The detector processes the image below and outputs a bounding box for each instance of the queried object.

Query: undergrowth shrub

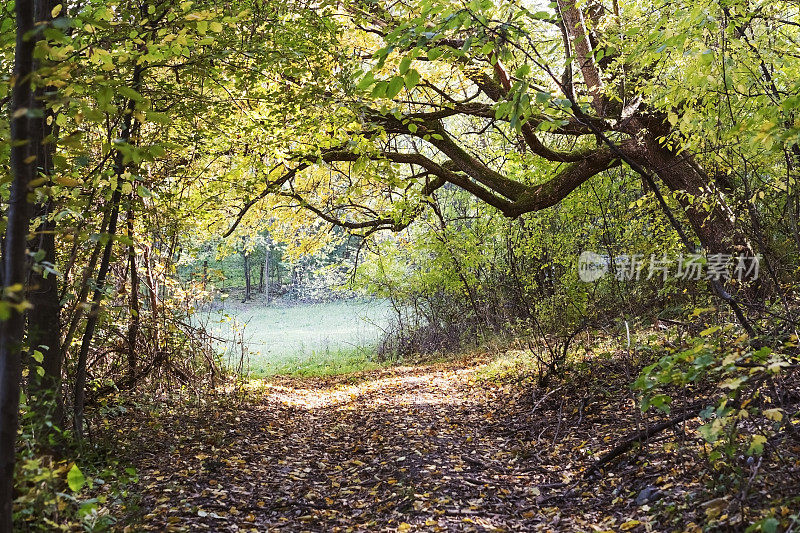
[14,388,140,531]
[634,315,800,526]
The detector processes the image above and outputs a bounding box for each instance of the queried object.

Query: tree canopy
[1,0,799,529]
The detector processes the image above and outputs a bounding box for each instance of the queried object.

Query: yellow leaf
[703,498,728,519]
[51,3,62,17]
[700,325,720,336]
[748,434,767,455]
[763,408,783,422]
[54,176,81,187]
[767,360,790,373]
[621,520,640,531]
[398,523,412,532]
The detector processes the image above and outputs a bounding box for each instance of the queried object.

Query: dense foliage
[1,0,799,529]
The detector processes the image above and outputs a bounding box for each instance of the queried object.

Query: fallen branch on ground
[584,403,704,478]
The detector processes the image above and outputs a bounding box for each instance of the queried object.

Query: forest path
[125,359,677,531]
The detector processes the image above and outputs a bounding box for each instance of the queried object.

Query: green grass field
[203,299,393,377]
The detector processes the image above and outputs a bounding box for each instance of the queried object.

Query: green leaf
[357,72,375,90]
[529,10,551,20]
[650,394,672,413]
[146,111,171,125]
[67,464,85,492]
[404,69,420,89]
[758,518,780,533]
[386,76,404,99]
[118,86,143,102]
[536,91,551,104]
[399,55,412,75]
[97,86,114,108]
[371,81,387,98]
[515,64,531,78]
[427,47,444,60]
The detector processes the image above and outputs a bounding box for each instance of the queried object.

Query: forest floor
[114,354,798,532]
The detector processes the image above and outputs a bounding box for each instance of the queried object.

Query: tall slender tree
[73,64,141,437]
[0,0,36,527]
[27,0,62,422]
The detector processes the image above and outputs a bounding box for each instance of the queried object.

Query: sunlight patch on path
[254,365,486,410]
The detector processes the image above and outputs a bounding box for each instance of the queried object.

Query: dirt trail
[124,360,701,531]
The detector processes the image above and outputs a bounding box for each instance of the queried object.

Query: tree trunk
[143,244,159,347]
[59,211,108,359]
[27,0,62,422]
[74,65,141,437]
[556,0,604,114]
[628,128,747,256]
[0,0,35,526]
[553,1,746,260]
[126,200,139,383]
[27,197,62,419]
[258,255,264,293]
[264,245,271,305]
[73,187,122,438]
[242,252,251,302]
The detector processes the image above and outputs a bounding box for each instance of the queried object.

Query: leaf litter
[112,356,800,531]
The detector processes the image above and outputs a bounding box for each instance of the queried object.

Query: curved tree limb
[224,134,624,237]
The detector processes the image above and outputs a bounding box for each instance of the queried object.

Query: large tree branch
[421,122,530,201]
[456,73,604,161]
[369,108,605,197]
[222,148,507,236]
[224,130,624,237]
[405,101,600,137]
[520,124,595,162]
[277,191,407,231]
[556,0,604,114]
[365,111,529,200]
[506,144,623,216]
